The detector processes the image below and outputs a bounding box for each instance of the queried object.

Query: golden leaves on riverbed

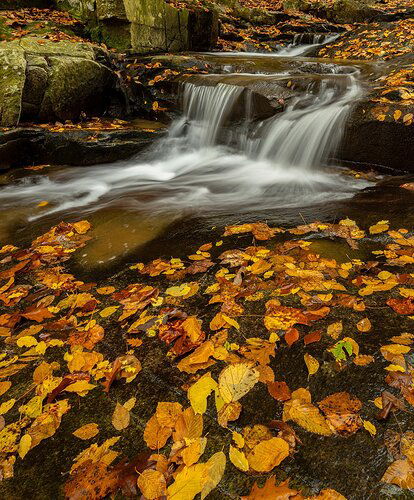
[3,214,414,496]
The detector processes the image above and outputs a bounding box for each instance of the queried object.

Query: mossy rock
[0,38,122,125]
[55,0,96,21]
[41,56,115,121]
[0,46,26,126]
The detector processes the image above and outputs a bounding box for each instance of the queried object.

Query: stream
[0,38,413,273]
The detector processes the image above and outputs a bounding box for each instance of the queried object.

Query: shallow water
[0,44,389,272]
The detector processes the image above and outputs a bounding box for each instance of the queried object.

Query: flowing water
[0,41,376,268]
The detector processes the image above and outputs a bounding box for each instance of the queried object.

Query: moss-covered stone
[0,46,26,126]
[99,20,132,51]
[41,56,114,121]
[0,38,122,125]
[96,0,127,20]
[55,0,96,21]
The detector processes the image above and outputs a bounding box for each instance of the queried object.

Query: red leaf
[285,328,299,347]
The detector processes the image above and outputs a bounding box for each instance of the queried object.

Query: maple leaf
[242,477,301,499]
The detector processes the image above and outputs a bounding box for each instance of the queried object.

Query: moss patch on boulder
[0,46,26,126]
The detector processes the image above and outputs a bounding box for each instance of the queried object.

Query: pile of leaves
[319,20,414,60]
[2,215,414,497]
[0,8,84,43]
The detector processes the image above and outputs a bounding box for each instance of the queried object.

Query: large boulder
[339,101,414,172]
[57,0,219,53]
[0,38,124,126]
[0,47,26,126]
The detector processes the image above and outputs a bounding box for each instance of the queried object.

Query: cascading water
[0,62,369,226]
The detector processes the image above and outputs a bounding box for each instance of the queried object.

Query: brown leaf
[268,381,291,402]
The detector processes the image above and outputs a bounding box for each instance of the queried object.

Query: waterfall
[171,82,243,147]
[176,71,361,170]
[277,33,339,56]
[0,64,368,221]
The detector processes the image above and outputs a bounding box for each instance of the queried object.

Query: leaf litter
[1,217,414,497]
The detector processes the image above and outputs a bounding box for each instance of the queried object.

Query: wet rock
[0,125,166,169]
[340,102,414,173]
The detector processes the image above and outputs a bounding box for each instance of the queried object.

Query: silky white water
[0,61,368,225]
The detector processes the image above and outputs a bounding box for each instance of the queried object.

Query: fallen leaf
[137,469,166,499]
[218,363,259,403]
[247,437,290,472]
[73,423,99,440]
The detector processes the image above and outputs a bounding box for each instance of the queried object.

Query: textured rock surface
[0,46,27,126]
[0,38,122,126]
[57,0,219,53]
[0,126,166,169]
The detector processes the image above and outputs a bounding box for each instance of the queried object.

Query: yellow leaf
[16,336,38,348]
[357,318,371,332]
[283,399,332,436]
[247,437,290,472]
[188,373,217,414]
[373,397,383,409]
[73,423,99,440]
[96,286,116,295]
[229,445,249,471]
[0,398,15,415]
[327,321,343,340]
[382,459,414,488]
[218,362,259,403]
[124,397,136,411]
[381,344,411,354]
[112,402,130,431]
[201,451,226,500]
[181,437,207,467]
[65,381,96,395]
[0,381,11,396]
[369,220,389,234]
[385,364,406,372]
[403,113,413,125]
[399,288,414,298]
[167,463,207,500]
[363,420,377,436]
[37,201,49,207]
[221,314,240,330]
[304,353,319,376]
[73,220,91,234]
[166,283,191,297]
[137,469,167,499]
[156,401,183,428]
[394,109,402,121]
[18,434,32,459]
[232,431,245,448]
[19,396,43,418]
[99,306,119,318]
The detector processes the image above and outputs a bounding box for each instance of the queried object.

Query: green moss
[99,20,132,51]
